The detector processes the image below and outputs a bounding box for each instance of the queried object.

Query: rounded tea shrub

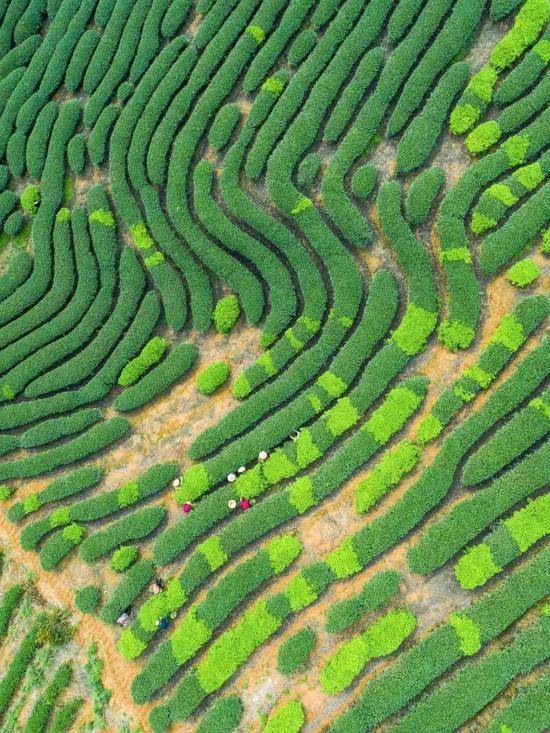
[197,362,231,395]
[75,586,101,614]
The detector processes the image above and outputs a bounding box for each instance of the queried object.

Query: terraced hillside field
[0,0,548,731]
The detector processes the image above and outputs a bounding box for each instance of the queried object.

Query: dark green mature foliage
[0,2,548,729]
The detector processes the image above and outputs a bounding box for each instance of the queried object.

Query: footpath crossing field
[0,0,548,731]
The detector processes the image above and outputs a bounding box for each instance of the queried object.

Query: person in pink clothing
[182,502,193,514]
[240,498,251,510]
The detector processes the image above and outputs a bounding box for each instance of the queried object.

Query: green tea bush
[277,627,316,675]
[213,294,240,334]
[118,336,169,386]
[208,104,240,149]
[325,570,401,632]
[110,545,138,572]
[115,342,198,411]
[100,559,155,624]
[196,695,243,733]
[75,586,101,614]
[196,361,231,395]
[462,391,549,486]
[264,700,305,733]
[23,662,72,733]
[0,584,23,637]
[506,258,541,287]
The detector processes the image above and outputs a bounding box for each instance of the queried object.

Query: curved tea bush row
[20,462,177,552]
[437,108,550,349]
[405,167,445,226]
[114,342,198,411]
[128,535,302,701]
[78,505,166,563]
[494,26,550,106]
[408,441,550,575]
[455,493,550,589]
[462,389,549,486]
[100,558,155,625]
[321,0,460,246]
[450,0,550,134]
[466,73,550,155]
[277,627,316,675]
[320,608,416,694]
[8,465,103,523]
[389,614,550,733]
[0,251,32,302]
[386,0,424,44]
[355,294,547,514]
[471,150,550,235]
[0,417,130,481]
[118,336,169,387]
[483,669,550,733]
[0,409,103,458]
[479,182,550,274]
[328,547,550,733]
[325,570,401,633]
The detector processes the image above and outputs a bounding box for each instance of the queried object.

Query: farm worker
[116,610,131,627]
[237,466,246,474]
[228,499,237,509]
[258,450,268,461]
[156,617,170,630]
[240,498,251,510]
[290,429,301,441]
[182,502,193,514]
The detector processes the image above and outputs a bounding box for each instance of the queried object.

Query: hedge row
[220,69,327,364]
[128,535,302,701]
[118,336,169,386]
[352,336,549,575]
[78,505,166,563]
[462,388,549,486]
[479,182,550,274]
[323,47,383,144]
[0,417,130,481]
[484,669,550,733]
[262,0,392,251]
[471,149,550,235]
[0,251,32,302]
[8,409,103,455]
[455,493,550,589]
[277,627,316,675]
[25,245,146,397]
[9,465,103,523]
[405,167,445,226]
[328,548,550,732]
[325,570,401,633]
[196,361,231,396]
[507,258,541,287]
[321,608,416,694]
[114,342,198,412]
[466,73,550,154]
[408,441,550,576]
[450,0,549,134]
[387,0,424,43]
[242,0,320,92]
[23,662,72,733]
[390,615,549,732]
[193,157,294,340]
[0,584,23,638]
